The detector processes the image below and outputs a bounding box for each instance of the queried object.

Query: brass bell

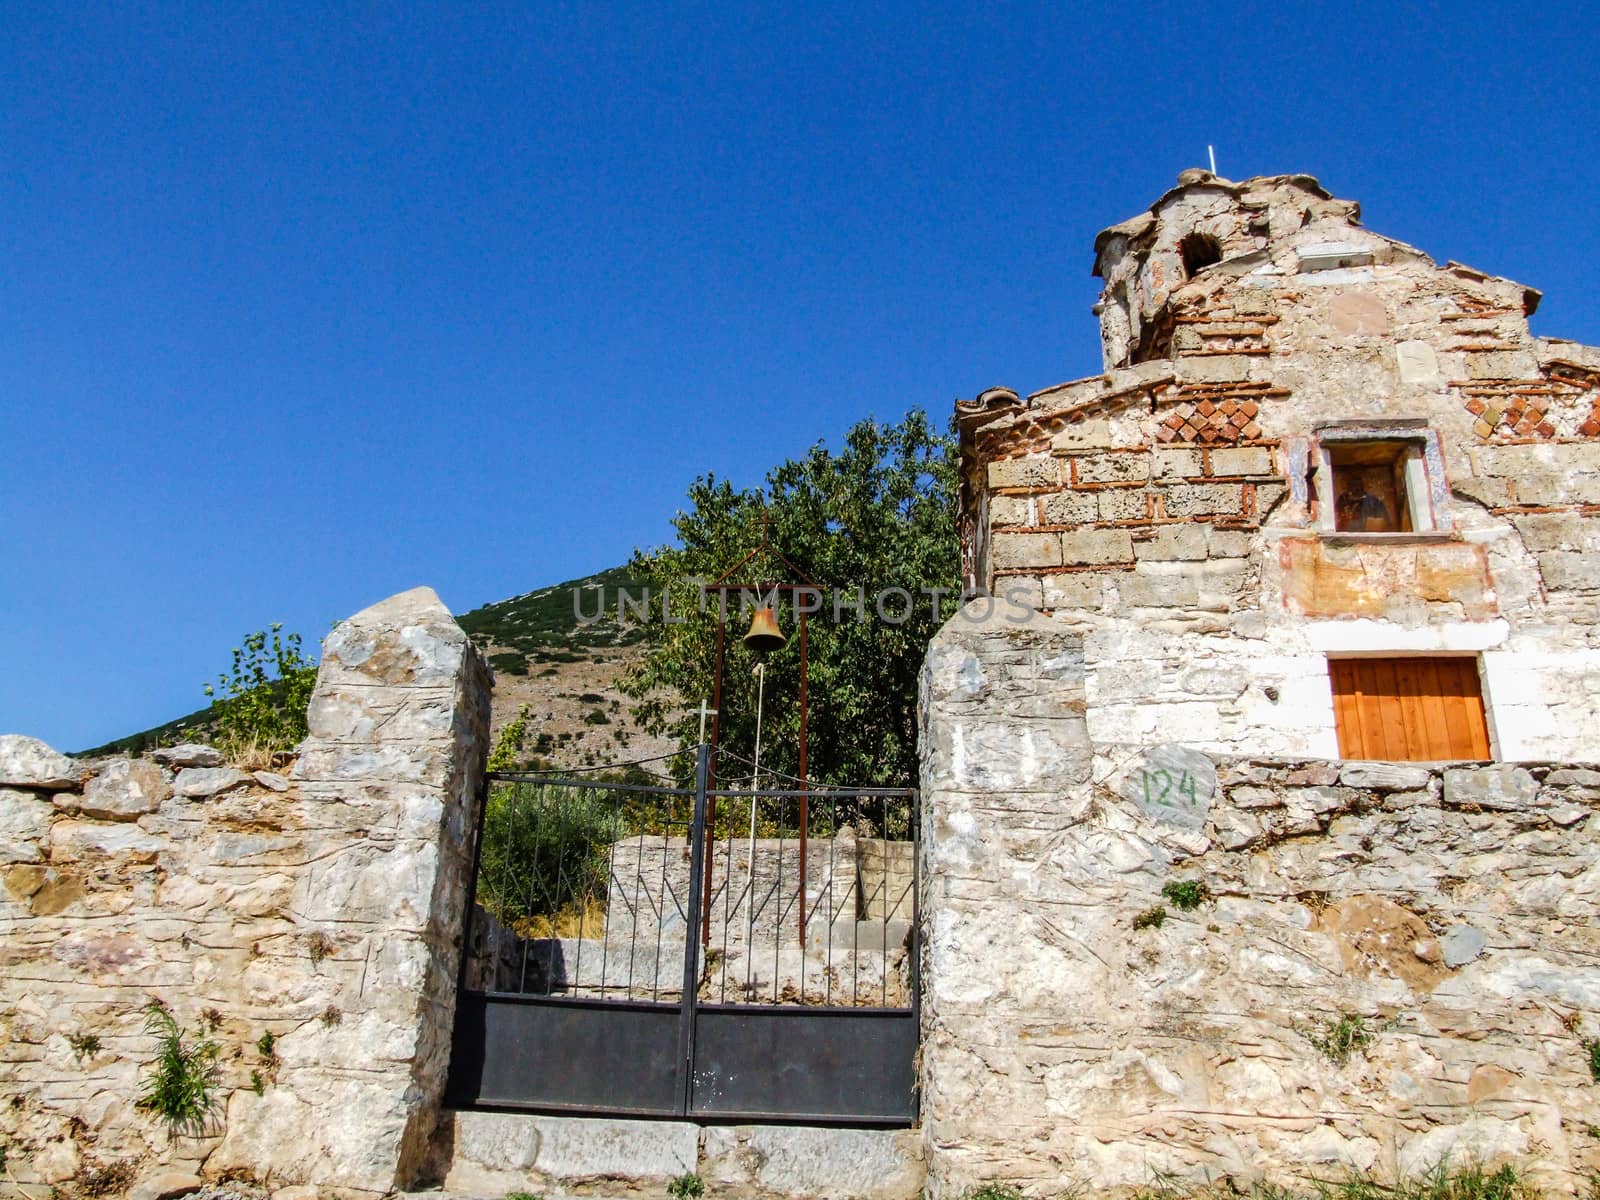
[742,603,787,656]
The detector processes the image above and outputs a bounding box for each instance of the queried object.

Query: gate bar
[675,742,712,1116]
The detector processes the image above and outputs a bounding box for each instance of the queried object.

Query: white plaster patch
[1304,619,1508,653]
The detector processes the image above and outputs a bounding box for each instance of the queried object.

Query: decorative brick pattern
[1157,392,1264,444]
[1456,361,1600,440]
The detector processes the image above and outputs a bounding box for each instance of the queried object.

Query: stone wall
[920,603,1600,1198]
[0,587,491,1197]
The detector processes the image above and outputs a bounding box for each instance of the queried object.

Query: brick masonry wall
[0,586,491,1197]
[920,604,1600,1198]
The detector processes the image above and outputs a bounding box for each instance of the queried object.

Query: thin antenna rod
[1208,145,1217,175]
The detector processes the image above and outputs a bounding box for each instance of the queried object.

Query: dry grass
[219,735,295,772]
[509,900,610,939]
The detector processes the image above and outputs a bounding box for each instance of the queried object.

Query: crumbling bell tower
[1095,170,1378,368]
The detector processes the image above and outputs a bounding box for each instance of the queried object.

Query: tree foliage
[202,624,318,758]
[620,409,959,788]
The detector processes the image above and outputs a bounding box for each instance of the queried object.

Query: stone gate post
[211,586,491,1192]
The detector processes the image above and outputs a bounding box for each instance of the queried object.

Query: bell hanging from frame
[742,604,787,657]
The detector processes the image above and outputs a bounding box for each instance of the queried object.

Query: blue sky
[4,1,1598,751]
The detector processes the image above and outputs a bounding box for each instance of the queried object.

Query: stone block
[1114,744,1218,831]
[995,576,1043,609]
[1153,448,1204,481]
[129,1173,203,1200]
[78,758,170,820]
[1196,560,1250,608]
[1076,452,1150,485]
[987,458,1059,490]
[0,789,52,863]
[538,1113,698,1179]
[1452,475,1513,508]
[0,736,79,790]
[1232,288,1277,316]
[1340,762,1433,789]
[1539,551,1600,592]
[1254,482,1288,513]
[1230,786,1285,810]
[1039,491,1097,525]
[1209,446,1275,477]
[1206,528,1254,557]
[1177,353,1253,383]
[1098,489,1153,521]
[742,1125,923,1199]
[49,820,167,863]
[1165,484,1245,517]
[924,712,1092,792]
[991,532,1062,570]
[1467,445,1515,477]
[151,744,224,768]
[1511,513,1591,552]
[1134,526,1208,561]
[1443,764,1539,810]
[1547,768,1600,787]
[1042,573,1102,610]
[1118,565,1199,608]
[173,766,249,798]
[988,495,1034,527]
[1060,528,1134,565]
[1517,474,1600,506]
[1049,418,1112,454]
[1296,785,1356,812]
[445,1111,697,1188]
[1396,340,1440,384]
[1464,349,1538,379]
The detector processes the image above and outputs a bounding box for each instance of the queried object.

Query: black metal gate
[444,744,920,1125]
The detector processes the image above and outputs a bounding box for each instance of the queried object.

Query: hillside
[455,567,675,768]
[81,568,675,768]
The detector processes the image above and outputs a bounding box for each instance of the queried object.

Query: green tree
[203,624,319,759]
[620,409,959,788]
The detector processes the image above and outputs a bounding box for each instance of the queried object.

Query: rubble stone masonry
[921,603,1600,1197]
[0,587,491,1196]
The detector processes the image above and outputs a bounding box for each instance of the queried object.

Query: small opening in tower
[1179,233,1223,277]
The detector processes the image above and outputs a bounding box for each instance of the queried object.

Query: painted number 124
[1142,769,1197,808]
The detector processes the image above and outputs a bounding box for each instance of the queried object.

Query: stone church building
[918,172,1600,1194]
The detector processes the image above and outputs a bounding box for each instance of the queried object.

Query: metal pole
[676,742,711,1117]
[749,661,765,874]
[797,607,808,947]
[702,615,725,946]
[453,776,492,998]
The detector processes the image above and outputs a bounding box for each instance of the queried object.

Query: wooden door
[1329,657,1491,762]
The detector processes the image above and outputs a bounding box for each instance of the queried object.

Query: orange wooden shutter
[1329,657,1491,762]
